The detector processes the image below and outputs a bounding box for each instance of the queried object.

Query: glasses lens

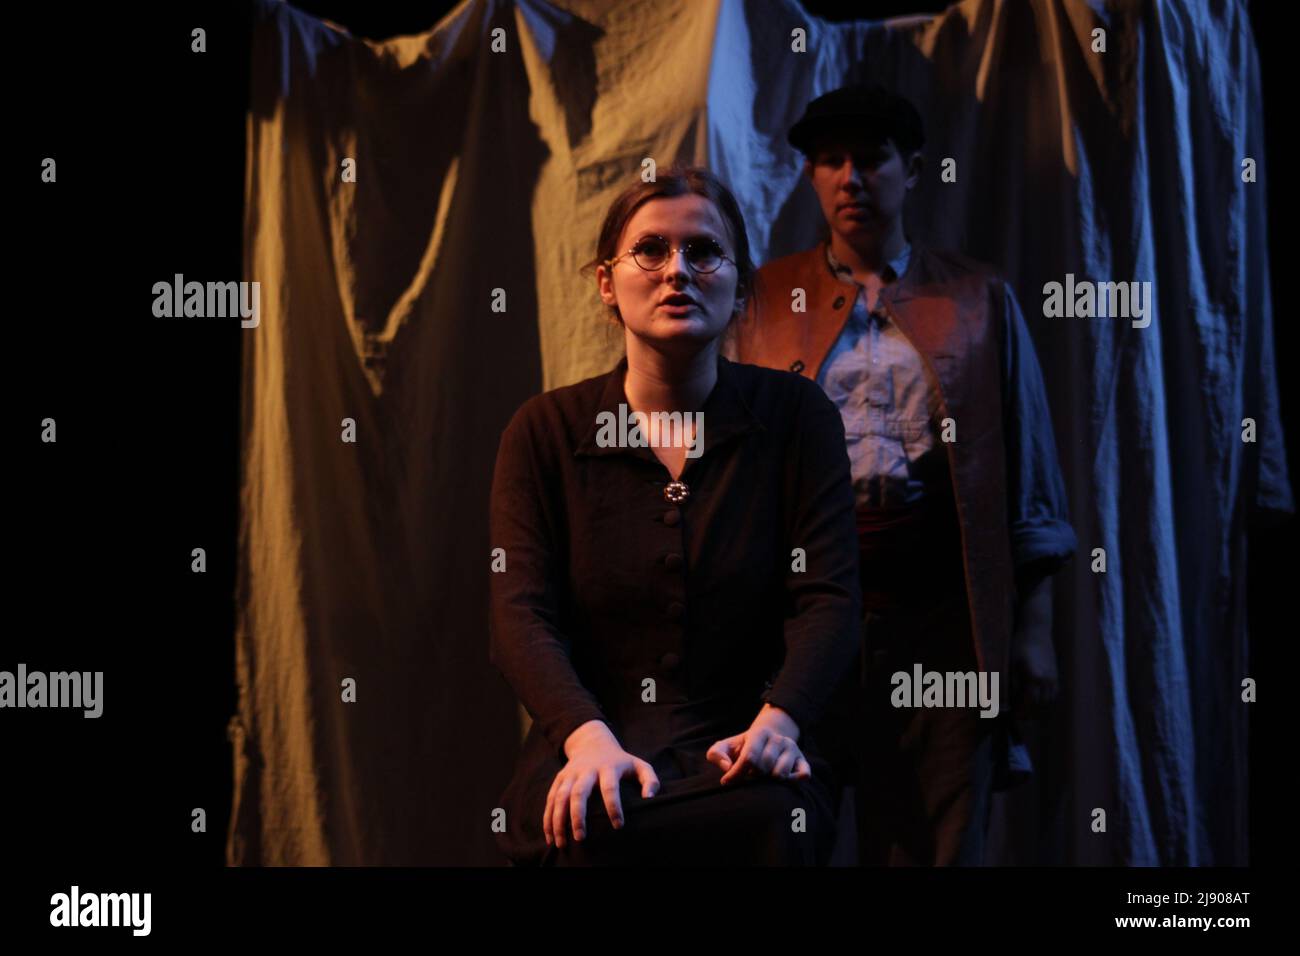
[685,239,724,273]
[632,237,670,270]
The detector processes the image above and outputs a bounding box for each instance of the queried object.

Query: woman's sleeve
[488,406,607,760]
[761,380,863,733]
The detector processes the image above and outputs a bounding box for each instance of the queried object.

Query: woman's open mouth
[659,294,699,316]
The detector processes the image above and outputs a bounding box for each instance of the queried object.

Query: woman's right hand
[545,720,660,849]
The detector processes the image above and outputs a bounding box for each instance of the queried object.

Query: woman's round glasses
[605,235,734,275]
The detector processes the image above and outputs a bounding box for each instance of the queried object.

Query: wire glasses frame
[603,235,736,275]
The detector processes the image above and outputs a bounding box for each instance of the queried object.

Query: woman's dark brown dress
[488,353,862,865]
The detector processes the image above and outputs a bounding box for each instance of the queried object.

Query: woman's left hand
[706,704,810,784]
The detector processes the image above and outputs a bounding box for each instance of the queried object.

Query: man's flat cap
[788,83,925,156]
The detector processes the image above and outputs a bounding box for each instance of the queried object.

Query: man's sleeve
[488,407,608,760]
[997,280,1078,580]
[761,379,863,733]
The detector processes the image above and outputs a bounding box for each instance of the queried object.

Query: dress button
[664,552,683,570]
[660,651,681,669]
[663,508,681,527]
[833,295,846,309]
[666,601,685,620]
[789,359,805,374]
[663,480,690,503]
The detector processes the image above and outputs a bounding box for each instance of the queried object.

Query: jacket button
[789,359,805,374]
[666,601,685,620]
[663,508,681,527]
[833,295,846,309]
[660,651,682,669]
[664,552,683,570]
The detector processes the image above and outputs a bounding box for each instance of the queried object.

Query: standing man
[728,84,1076,865]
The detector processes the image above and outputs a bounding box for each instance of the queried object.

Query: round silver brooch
[663,480,690,504]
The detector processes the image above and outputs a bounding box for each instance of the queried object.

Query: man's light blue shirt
[815,240,1077,576]
[816,241,942,509]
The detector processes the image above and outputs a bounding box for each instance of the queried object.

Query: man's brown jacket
[725,238,1061,677]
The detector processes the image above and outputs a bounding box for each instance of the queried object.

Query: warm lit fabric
[234,0,1291,866]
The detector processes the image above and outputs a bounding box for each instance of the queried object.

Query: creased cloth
[232,0,1291,865]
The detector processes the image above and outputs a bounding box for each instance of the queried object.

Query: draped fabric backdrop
[230,0,1292,865]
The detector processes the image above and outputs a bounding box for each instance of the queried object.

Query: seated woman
[489,165,862,866]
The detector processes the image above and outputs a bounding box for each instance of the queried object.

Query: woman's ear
[596,263,618,308]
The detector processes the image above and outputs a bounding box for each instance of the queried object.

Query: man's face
[595,194,741,353]
[805,134,920,238]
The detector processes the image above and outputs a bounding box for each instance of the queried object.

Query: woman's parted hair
[582,164,757,326]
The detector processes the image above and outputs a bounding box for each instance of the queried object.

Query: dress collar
[574,352,766,460]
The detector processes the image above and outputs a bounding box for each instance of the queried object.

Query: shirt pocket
[884,416,936,467]
[882,417,928,443]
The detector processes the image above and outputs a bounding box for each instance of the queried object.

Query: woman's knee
[555,778,832,864]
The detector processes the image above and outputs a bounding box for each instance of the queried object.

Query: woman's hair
[582,164,757,327]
